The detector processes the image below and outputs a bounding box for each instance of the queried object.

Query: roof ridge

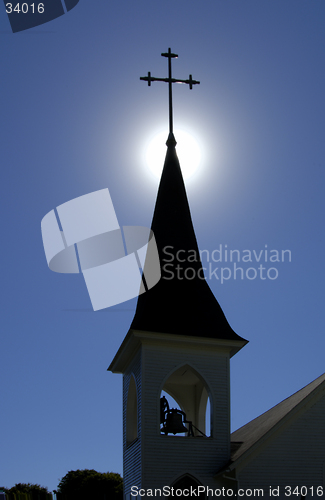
[233,371,325,435]
[228,372,325,467]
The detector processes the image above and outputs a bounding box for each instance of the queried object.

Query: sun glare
[145,129,202,179]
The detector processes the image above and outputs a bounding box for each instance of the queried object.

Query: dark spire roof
[130,133,246,342]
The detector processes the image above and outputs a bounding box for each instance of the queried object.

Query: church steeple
[131,135,245,342]
[109,51,248,497]
[131,50,246,343]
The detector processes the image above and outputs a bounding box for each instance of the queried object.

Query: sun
[145,129,202,180]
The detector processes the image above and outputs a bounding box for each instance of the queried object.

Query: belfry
[108,49,248,498]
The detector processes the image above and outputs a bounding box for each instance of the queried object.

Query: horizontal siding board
[123,349,142,495]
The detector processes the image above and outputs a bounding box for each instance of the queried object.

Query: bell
[164,409,189,435]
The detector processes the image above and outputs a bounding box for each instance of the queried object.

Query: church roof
[130,134,247,343]
[225,372,325,471]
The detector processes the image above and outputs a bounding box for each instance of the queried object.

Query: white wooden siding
[237,388,325,499]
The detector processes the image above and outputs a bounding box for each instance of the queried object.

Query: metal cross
[140,48,200,142]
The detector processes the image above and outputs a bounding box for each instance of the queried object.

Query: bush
[56,469,123,500]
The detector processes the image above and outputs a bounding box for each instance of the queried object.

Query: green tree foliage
[3,483,52,500]
[56,469,123,500]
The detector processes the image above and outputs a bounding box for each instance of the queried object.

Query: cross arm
[140,72,200,89]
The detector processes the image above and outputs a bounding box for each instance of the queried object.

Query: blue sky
[1,0,325,493]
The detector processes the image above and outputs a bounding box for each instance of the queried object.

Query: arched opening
[171,474,205,499]
[160,365,211,437]
[126,374,138,445]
